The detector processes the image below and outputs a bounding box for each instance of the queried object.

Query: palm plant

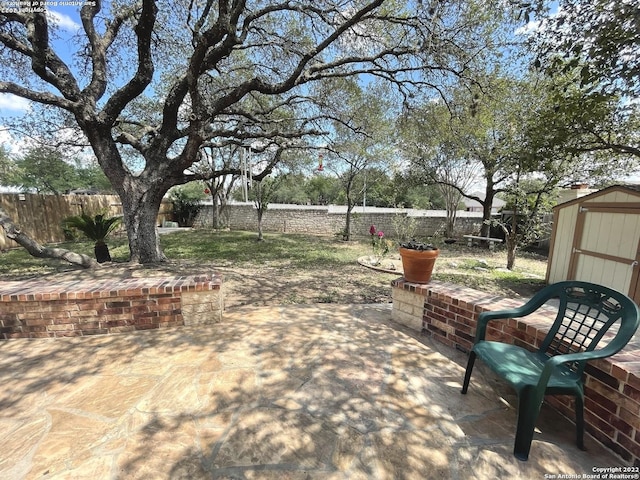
[62,213,121,263]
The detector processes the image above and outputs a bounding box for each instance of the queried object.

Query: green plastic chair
[461,281,640,461]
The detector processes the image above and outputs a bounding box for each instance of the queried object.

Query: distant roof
[553,184,640,210]
[462,195,506,209]
[621,183,640,192]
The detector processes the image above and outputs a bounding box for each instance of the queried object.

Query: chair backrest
[536,281,640,375]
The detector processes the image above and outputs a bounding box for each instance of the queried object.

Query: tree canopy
[527,0,640,97]
[4,146,112,194]
[0,0,512,263]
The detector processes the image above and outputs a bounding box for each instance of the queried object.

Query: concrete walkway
[0,304,626,479]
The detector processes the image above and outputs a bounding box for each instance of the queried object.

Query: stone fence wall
[195,203,487,239]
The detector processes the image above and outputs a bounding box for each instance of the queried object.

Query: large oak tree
[1,0,508,263]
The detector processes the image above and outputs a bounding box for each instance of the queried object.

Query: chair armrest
[536,346,622,391]
[474,310,515,342]
[474,288,556,343]
[545,341,627,369]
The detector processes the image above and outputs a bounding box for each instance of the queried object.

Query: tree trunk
[480,188,495,238]
[211,193,220,229]
[446,209,457,238]
[344,204,353,241]
[0,207,99,268]
[438,184,460,238]
[120,187,167,263]
[256,208,264,241]
[343,184,354,241]
[82,123,169,264]
[506,231,517,270]
[94,241,112,263]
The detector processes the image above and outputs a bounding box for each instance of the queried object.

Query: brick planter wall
[0,274,223,339]
[392,278,640,465]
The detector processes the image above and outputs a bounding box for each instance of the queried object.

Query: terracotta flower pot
[399,247,439,283]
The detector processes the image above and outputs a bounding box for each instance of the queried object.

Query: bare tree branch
[0,207,99,268]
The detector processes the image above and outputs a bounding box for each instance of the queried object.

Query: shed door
[568,204,640,303]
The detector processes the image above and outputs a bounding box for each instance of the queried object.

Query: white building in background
[555,184,597,206]
[462,192,506,213]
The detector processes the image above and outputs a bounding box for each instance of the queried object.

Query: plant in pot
[62,213,121,263]
[399,239,439,283]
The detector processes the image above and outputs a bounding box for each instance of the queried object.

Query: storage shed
[546,185,640,303]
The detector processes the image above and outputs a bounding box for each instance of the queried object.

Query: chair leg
[461,351,476,394]
[575,393,585,451]
[513,386,544,461]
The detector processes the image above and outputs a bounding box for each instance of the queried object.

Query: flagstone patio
[0,304,628,479]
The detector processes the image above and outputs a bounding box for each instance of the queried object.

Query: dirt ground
[31,248,546,309]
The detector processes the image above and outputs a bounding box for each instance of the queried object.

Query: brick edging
[0,274,224,338]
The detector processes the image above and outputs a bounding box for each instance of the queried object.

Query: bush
[169,183,206,227]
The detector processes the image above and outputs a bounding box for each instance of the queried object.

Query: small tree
[63,213,121,263]
[251,175,286,241]
[490,175,556,270]
[190,146,242,229]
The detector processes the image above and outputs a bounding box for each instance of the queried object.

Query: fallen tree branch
[0,207,99,269]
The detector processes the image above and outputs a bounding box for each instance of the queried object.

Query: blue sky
[0,4,84,115]
[1,1,637,184]
[0,5,87,154]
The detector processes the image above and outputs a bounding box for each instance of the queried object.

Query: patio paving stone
[0,303,629,479]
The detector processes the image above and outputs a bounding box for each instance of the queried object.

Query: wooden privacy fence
[0,194,173,250]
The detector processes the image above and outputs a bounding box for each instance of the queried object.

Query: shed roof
[553,184,640,211]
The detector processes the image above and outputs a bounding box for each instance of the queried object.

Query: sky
[0,3,83,114]
[1,1,638,185]
[0,4,85,155]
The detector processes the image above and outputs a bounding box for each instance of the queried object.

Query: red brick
[611,415,634,438]
[99,307,124,315]
[108,326,135,333]
[81,328,109,336]
[24,318,53,327]
[617,432,640,460]
[585,364,620,390]
[585,383,624,414]
[625,383,640,404]
[612,364,630,382]
[1,317,21,327]
[432,306,448,317]
[78,301,101,311]
[450,334,473,350]
[628,373,640,390]
[619,407,640,430]
[29,332,53,338]
[134,324,158,330]
[4,332,29,339]
[584,410,616,437]
[426,323,447,338]
[425,311,447,324]
[591,358,613,374]
[77,321,101,329]
[0,327,20,335]
[585,395,615,420]
[106,301,131,308]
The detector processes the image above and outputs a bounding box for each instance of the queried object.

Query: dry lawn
[0,230,548,308]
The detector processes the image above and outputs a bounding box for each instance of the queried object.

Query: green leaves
[62,214,122,243]
[531,0,640,97]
